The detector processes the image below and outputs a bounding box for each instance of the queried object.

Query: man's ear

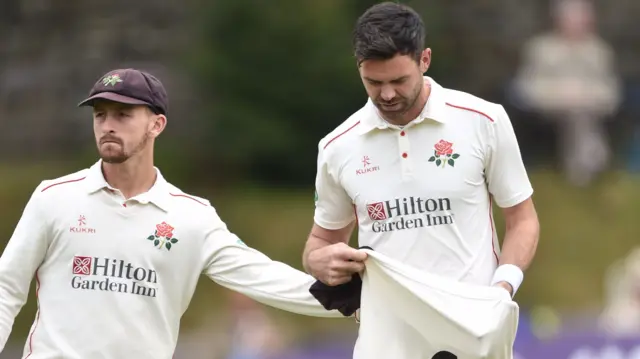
[150,114,167,138]
[420,48,432,73]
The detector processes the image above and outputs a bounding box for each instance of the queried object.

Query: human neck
[101,154,157,199]
[383,81,431,127]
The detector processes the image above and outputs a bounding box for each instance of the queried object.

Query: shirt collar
[359,76,448,135]
[85,160,171,211]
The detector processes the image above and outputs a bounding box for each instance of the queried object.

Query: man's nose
[380,85,396,101]
[98,115,118,131]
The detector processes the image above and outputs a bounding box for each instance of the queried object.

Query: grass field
[1,162,639,342]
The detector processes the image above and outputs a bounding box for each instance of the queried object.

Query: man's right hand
[307,243,368,286]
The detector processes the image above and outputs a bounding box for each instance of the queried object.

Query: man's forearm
[303,222,355,276]
[206,239,344,318]
[498,217,539,271]
[303,234,333,273]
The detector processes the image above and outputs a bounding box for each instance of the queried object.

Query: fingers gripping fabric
[308,246,371,316]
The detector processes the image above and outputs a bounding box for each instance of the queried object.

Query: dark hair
[352,2,426,65]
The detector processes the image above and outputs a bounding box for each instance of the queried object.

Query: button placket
[105,187,127,207]
[398,129,413,178]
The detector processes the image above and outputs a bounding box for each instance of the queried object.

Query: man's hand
[493,281,513,297]
[307,243,367,286]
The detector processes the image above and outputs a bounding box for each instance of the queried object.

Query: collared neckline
[359,76,448,135]
[84,160,171,211]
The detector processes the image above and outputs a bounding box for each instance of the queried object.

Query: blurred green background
[1,0,640,357]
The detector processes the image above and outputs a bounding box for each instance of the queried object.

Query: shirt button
[402,152,408,158]
[400,131,406,136]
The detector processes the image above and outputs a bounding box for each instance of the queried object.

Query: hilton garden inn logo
[366,196,455,233]
[71,256,158,298]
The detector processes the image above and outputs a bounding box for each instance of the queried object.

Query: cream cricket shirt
[314,77,533,285]
[358,249,519,359]
[0,161,341,359]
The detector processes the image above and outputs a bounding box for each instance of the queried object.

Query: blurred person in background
[225,292,287,359]
[599,247,640,336]
[303,2,539,358]
[514,0,621,187]
[0,68,346,359]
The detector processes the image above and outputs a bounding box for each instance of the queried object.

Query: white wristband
[491,264,524,297]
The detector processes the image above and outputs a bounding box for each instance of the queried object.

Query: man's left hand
[493,281,513,297]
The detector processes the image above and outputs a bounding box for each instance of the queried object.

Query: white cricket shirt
[357,249,519,359]
[0,160,342,359]
[314,77,533,285]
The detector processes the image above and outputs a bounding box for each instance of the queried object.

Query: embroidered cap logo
[102,74,123,87]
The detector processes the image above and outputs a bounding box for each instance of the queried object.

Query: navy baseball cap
[78,68,168,115]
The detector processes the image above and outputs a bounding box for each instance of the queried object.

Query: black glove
[308,246,373,317]
[309,273,362,316]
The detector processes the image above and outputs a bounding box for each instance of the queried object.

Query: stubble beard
[99,132,151,164]
[376,81,424,123]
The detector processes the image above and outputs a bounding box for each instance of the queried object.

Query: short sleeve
[313,141,355,230]
[485,105,534,208]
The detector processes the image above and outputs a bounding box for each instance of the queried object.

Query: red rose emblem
[156,222,174,238]
[434,140,454,156]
